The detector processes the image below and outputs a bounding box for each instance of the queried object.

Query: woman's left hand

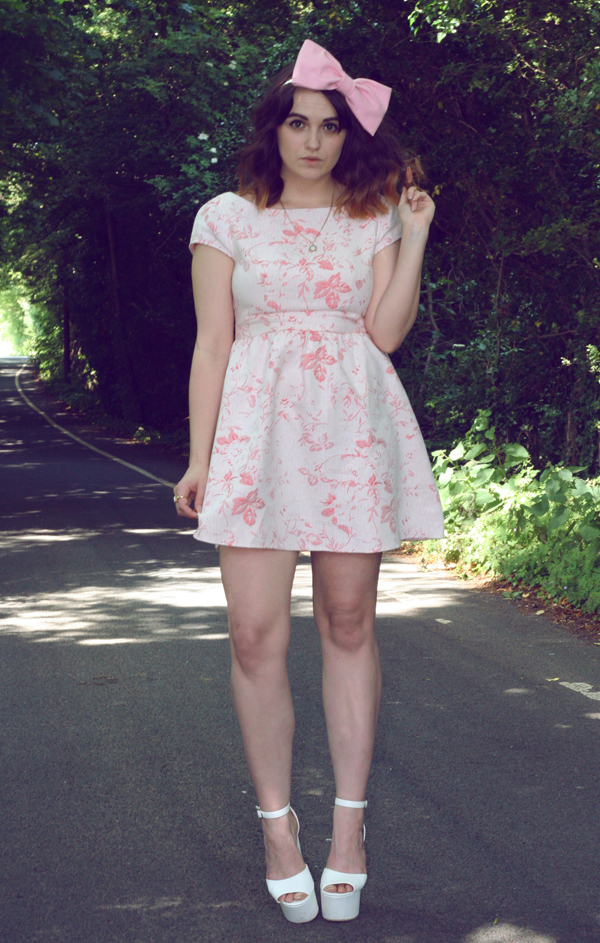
[399,181,435,231]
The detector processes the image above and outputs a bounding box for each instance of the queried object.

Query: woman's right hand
[174,245,234,522]
[173,463,209,520]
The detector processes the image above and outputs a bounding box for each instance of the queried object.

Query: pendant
[308,243,317,252]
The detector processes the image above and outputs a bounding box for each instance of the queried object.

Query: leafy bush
[431,410,600,615]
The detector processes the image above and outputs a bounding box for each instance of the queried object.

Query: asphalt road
[1,358,599,943]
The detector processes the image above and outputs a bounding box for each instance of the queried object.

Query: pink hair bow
[291,39,391,136]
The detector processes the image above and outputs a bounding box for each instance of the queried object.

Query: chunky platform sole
[257,803,319,924]
[320,797,368,922]
[270,871,319,924]
[320,868,367,921]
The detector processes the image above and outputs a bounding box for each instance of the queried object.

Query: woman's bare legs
[311,551,382,894]
[219,546,305,903]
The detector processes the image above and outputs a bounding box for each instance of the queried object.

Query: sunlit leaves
[432,406,600,613]
[1,0,600,458]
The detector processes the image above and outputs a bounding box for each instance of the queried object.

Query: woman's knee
[229,612,288,673]
[318,604,373,653]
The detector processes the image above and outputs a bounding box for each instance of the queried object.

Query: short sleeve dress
[189,191,444,553]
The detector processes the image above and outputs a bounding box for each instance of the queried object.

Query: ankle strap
[256,802,291,819]
[335,797,367,809]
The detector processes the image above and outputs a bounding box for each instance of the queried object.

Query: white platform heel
[320,798,367,921]
[256,803,319,924]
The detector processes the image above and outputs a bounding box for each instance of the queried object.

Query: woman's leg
[220,546,304,902]
[311,551,382,893]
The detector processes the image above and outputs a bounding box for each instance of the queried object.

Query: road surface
[1,359,599,943]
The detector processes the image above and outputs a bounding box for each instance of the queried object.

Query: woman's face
[277,88,346,184]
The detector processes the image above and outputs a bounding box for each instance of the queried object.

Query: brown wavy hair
[238,63,425,219]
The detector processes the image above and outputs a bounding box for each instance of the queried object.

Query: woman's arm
[174,244,235,520]
[364,184,435,354]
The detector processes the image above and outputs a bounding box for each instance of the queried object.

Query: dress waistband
[237,314,367,339]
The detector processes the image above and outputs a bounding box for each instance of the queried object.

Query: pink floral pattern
[189,192,444,552]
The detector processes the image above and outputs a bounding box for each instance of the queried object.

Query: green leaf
[475,490,497,506]
[449,442,465,460]
[547,507,571,531]
[548,491,568,505]
[545,478,568,502]
[572,479,594,496]
[473,410,491,432]
[504,443,530,460]
[472,466,496,486]
[579,524,600,541]
[464,444,487,460]
[529,496,550,516]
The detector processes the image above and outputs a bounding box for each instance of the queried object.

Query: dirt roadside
[387,546,600,645]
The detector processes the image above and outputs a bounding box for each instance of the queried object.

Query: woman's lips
[302,157,321,163]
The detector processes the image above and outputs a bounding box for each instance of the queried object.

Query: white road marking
[464,920,558,942]
[559,682,600,701]
[15,367,174,489]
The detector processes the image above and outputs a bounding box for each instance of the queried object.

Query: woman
[174,40,443,923]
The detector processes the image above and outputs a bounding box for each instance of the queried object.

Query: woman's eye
[289,119,304,129]
[324,123,340,133]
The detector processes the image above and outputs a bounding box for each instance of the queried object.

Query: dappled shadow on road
[15,892,591,943]
[0,525,231,645]
[0,527,472,647]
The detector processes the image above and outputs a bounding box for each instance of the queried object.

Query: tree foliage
[397,0,600,469]
[1,0,599,468]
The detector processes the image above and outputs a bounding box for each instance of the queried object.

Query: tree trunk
[63,291,71,384]
[105,206,141,422]
[565,410,578,465]
[106,206,123,330]
[419,282,439,401]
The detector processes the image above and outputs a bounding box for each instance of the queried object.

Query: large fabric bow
[290,39,391,136]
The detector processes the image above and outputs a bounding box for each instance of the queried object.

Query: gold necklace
[279,191,335,253]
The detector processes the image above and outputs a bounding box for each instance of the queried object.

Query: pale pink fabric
[291,39,392,136]
[189,192,443,552]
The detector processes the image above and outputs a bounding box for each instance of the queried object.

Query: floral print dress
[188,191,443,552]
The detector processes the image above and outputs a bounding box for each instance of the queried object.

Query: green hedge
[430,410,600,615]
